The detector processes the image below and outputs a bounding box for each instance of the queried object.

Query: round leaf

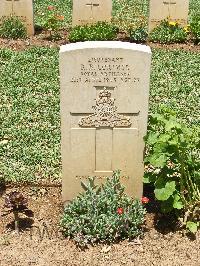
[155,180,176,201]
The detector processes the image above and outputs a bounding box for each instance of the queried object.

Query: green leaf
[158,133,171,143]
[143,172,156,184]
[146,132,159,145]
[149,153,169,168]
[186,221,199,233]
[160,197,174,213]
[165,119,181,131]
[155,179,176,201]
[173,194,184,209]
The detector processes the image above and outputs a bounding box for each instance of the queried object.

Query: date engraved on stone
[78,87,132,128]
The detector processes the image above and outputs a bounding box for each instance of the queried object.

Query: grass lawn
[0,47,199,183]
[34,0,200,30]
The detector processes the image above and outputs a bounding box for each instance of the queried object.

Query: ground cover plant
[0,47,199,184]
[0,48,61,183]
[0,1,199,264]
[0,16,27,39]
[32,0,200,43]
[69,22,118,42]
[190,12,200,44]
[149,20,188,44]
[61,171,146,248]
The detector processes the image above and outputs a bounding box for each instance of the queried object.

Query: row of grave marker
[0,0,189,37]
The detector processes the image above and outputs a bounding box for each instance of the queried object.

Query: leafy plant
[41,5,65,40]
[2,191,32,233]
[69,22,118,42]
[149,20,187,44]
[190,13,200,44]
[129,26,148,43]
[61,171,146,248]
[0,16,27,39]
[144,108,200,233]
[112,0,148,32]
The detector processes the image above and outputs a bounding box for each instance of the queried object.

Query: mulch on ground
[0,29,199,266]
[0,30,200,52]
[0,186,199,266]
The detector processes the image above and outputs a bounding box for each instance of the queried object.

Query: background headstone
[60,41,151,203]
[72,0,112,26]
[0,0,34,36]
[149,0,189,32]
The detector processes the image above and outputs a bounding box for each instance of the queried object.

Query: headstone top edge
[59,41,151,54]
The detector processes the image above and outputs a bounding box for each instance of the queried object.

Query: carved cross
[86,1,100,19]
[6,0,20,15]
[72,86,139,173]
[163,1,177,18]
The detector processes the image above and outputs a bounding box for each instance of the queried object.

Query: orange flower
[47,6,55,11]
[56,15,64,21]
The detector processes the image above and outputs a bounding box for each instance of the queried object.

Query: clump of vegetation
[149,20,188,44]
[129,26,148,43]
[69,22,118,42]
[61,171,146,248]
[41,5,65,40]
[190,13,200,44]
[2,191,31,233]
[0,16,27,39]
[144,107,200,233]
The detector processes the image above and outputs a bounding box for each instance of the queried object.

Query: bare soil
[0,30,199,266]
[0,185,199,266]
[0,30,199,52]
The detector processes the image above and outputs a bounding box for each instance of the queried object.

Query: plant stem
[13,211,19,233]
[179,151,192,202]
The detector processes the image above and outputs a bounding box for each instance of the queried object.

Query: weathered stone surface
[72,0,112,26]
[59,41,151,203]
[0,0,34,36]
[149,0,189,32]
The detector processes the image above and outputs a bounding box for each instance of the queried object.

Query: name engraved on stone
[70,57,140,84]
[78,87,132,128]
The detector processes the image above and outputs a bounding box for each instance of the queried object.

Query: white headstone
[72,0,112,26]
[60,41,152,203]
[149,0,189,32]
[0,0,34,36]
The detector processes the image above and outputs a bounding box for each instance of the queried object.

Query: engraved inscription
[151,18,186,23]
[79,87,132,128]
[163,1,176,4]
[86,1,100,20]
[86,2,100,9]
[70,57,140,84]
[76,175,129,179]
[1,0,28,25]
